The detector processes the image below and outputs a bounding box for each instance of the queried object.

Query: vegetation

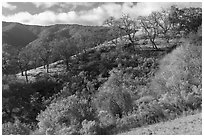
[2,6,202,135]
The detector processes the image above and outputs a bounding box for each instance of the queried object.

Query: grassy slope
[121,113,202,135]
[15,31,142,81]
[16,29,180,82]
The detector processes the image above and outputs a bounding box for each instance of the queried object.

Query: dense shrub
[54,124,80,135]
[114,99,166,134]
[2,119,31,135]
[80,120,99,135]
[36,94,97,134]
[2,80,35,123]
[36,95,79,134]
[151,30,202,110]
[95,69,133,118]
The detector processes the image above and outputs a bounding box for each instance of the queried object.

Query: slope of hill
[2,21,116,75]
[121,113,202,135]
[2,21,113,50]
[2,22,38,49]
[27,23,113,52]
[15,28,175,82]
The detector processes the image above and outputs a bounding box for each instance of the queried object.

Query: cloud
[2,3,109,26]
[32,2,59,8]
[133,2,202,16]
[2,2,202,26]
[32,2,98,9]
[2,9,107,26]
[2,2,17,10]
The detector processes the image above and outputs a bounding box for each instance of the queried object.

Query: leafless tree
[138,14,159,49]
[104,14,139,47]
[36,40,53,73]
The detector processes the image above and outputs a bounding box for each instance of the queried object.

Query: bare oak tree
[138,14,159,49]
[104,14,139,47]
[118,14,139,46]
[36,39,53,73]
[18,47,33,83]
[103,16,123,46]
[151,10,173,43]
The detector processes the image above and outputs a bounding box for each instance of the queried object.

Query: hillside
[121,113,202,135]
[2,21,116,75]
[27,23,113,52]
[2,21,113,50]
[2,22,38,49]
[2,5,202,135]
[15,29,166,82]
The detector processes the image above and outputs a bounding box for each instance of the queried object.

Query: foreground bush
[36,94,97,135]
[151,30,202,111]
[36,95,80,134]
[2,119,30,135]
[95,69,133,118]
[80,120,99,135]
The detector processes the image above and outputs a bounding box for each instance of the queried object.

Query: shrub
[95,69,133,118]
[98,110,116,127]
[115,114,140,133]
[36,95,83,134]
[80,120,99,135]
[2,119,30,135]
[2,80,35,123]
[36,94,97,134]
[55,124,80,135]
[151,32,202,111]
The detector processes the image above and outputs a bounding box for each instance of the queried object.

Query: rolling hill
[2,21,113,50]
[2,21,116,74]
[2,22,38,49]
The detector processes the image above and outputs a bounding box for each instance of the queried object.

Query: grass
[121,112,202,135]
[16,60,65,82]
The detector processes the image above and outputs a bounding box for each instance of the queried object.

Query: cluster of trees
[2,6,202,135]
[104,6,202,49]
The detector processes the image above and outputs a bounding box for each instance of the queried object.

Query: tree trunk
[21,71,24,76]
[128,34,134,45]
[46,64,49,73]
[150,39,158,49]
[25,70,29,83]
[19,65,24,76]
[65,59,69,72]
[34,60,37,69]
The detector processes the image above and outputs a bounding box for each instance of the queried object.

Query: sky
[2,2,202,26]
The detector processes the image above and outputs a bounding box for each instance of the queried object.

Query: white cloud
[2,2,17,10]
[2,9,106,26]
[133,2,202,17]
[32,2,96,9]
[32,2,58,8]
[101,3,123,19]
[2,2,202,26]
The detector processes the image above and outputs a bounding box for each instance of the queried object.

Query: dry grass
[121,113,202,135]
[16,60,65,82]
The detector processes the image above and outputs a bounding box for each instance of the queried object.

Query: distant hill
[2,21,116,74]
[2,21,113,50]
[2,22,38,49]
